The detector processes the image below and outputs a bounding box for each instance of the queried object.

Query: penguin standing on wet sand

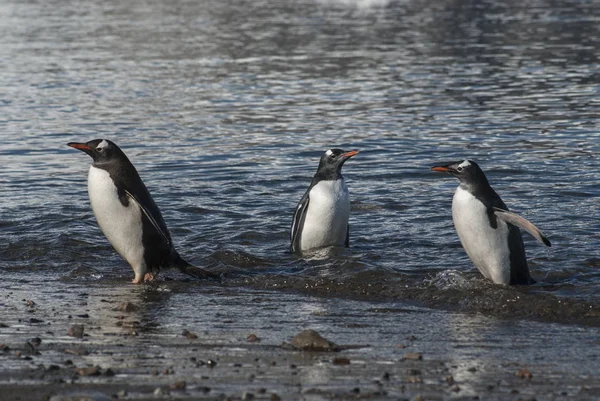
[291,149,359,253]
[68,139,216,284]
[431,160,551,285]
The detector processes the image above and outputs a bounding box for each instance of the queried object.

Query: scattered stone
[24,341,39,355]
[181,329,198,339]
[289,329,340,352]
[169,380,186,390]
[270,394,281,401]
[450,384,460,392]
[403,353,422,361]
[115,390,128,398]
[29,337,42,347]
[516,368,533,379]
[397,344,407,348]
[75,366,101,376]
[467,366,477,372]
[46,365,61,372]
[104,368,115,376]
[408,369,421,375]
[350,387,360,394]
[247,334,260,343]
[114,302,138,312]
[65,347,89,356]
[49,392,112,401]
[67,325,85,338]
[207,359,217,367]
[332,357,351,365]
[26,300,36,307]
[29,318,44,324]
[407,376,422,383]
[0,323,8,328]
[257,388,266,394]
[406,335,417,341]
[445,375,455,385]
[382,372,390,381]
[76,314,90,318]
[242,392,254,400]
[153,387,169,396]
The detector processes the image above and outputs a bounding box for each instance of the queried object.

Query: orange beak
[342,150,359,158]
[67,142,92,151]
[431,166,450,173]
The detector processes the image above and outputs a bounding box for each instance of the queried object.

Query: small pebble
[181,329,198,339]
[241,391,254,400]
[75,366,101,376]
[516,368,533,379]
[67,325,85,338]
[270,394,281,401]
[247,334,260,343]
[169,380,186,390]
[207,359,217,367]
[403,352,422,361]
[114,302,138,312]
[445,375,455,385]
[154,387,169,396]
[332,357,351,365]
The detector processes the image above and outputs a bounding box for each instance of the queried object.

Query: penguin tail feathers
[173,254,220,281]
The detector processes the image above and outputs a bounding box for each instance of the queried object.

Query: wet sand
[1,280,598,401]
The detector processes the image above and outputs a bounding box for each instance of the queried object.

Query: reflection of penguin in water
[68,139,216,283]
[291,149,359,253]
[432,160,550,285]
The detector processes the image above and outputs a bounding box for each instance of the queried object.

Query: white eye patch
[458,160,471,168]
[325,149,333,156]
[97,139,109,149]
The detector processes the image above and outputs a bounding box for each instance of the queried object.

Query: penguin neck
[314,167,342,182]
[458,178,499,207]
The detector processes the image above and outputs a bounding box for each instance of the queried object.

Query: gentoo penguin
[290,149,359,253]
[68,139,216,284]
[431,160,551,285]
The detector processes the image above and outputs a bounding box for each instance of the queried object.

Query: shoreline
[1,282,598,400]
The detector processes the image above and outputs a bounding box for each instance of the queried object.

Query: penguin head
[68,139,127,166]
[315,149,359,180]
[431,159,489,186]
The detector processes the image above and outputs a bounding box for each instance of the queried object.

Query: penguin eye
[96,147,104,152]
[456,166,464,172]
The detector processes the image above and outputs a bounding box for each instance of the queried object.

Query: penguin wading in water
[431,160,551,285]
[68,139,216,283]
[291,149,359,253]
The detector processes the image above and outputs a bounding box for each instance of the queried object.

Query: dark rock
[181,329,198,339]
[289,329,340,352]
[67,325,85,338]
[332,357,351,365]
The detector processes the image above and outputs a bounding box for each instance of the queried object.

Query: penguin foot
[143,272,156,282]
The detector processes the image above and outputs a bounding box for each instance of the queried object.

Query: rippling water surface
[1,0,599,326]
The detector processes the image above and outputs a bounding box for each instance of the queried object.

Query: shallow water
[1,0,599,333]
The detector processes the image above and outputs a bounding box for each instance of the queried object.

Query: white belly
[88,166,146,270]
[300,180,350,251]
[452,186,510,285]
